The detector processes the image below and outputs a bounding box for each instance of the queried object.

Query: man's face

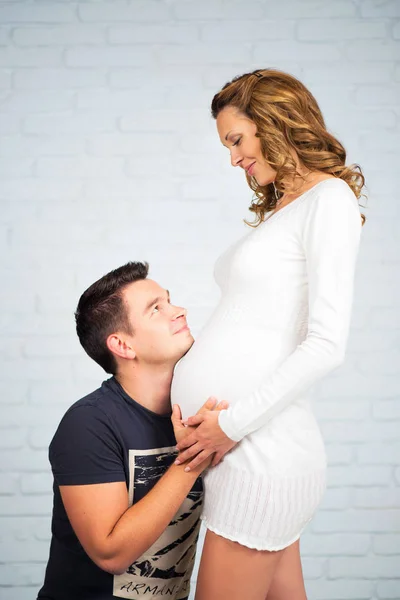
[121,279,194,366]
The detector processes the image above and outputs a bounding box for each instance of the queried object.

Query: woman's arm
[176,184,363,470]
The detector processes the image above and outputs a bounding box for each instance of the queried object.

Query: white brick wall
[0,1,399,599]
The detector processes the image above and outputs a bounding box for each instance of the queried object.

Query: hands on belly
[174,398,237,472]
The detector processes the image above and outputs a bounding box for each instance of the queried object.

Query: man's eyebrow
[144,290,170,314]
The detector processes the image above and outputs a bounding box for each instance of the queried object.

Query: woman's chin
[254,177,273,187]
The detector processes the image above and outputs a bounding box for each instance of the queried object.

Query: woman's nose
[230,151,242,167]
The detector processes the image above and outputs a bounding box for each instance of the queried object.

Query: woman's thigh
[266,540,307,600]
[195,529,284,600]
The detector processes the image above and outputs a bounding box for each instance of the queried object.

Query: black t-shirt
[37,377,203,600]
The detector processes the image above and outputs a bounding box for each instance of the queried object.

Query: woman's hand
[175,400,237,472]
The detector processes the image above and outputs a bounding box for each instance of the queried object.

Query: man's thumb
[171,404,183,425]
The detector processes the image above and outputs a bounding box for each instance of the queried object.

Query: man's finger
[215,400,229,411]
[171,404,182,421]
[184,449,213,472]
[171,404,184,429]
[211,452,223,467]
[195,396,217,416]
[175,441,203,465]
[182,414,205,429]
[176,431,198,451]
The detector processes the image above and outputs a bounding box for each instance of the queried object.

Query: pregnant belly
[171,323,295,419]
[171,321,326,471]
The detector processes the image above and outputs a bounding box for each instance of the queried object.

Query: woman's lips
[246,162,256,176]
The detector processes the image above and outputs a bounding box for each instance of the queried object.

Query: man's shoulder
[66,379,113,413]
[48,379,129,488]
[51,377,175,458]
[51,378,166,445]
[65,377,127,419]
[51,379,123,442]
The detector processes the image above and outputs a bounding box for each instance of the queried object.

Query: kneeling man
[37,261,225,600]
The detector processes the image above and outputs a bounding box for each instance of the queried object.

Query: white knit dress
[171,178,362,551]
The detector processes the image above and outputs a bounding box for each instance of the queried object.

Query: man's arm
[59,398,226,575]
[60,461,199,575]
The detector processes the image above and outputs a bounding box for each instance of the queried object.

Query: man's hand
[174,400,237,472]
[59,397,229,576]
[171,396,212,444]
[171,397,229,471]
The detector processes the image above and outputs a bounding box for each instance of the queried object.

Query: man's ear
[106,333,136,361]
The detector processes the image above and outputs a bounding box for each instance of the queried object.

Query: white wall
[0,1,399,599]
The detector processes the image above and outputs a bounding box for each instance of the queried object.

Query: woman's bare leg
[195,529,284,600]
[266,540,307,600]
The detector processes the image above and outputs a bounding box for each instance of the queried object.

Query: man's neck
[115,364,174,415]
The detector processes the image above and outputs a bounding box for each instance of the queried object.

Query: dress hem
[200,515,308,552]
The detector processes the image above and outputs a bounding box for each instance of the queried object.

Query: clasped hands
[171,397,237,472]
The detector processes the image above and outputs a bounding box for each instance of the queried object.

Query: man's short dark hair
[75,261,149,375]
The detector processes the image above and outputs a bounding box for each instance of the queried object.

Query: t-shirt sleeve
[50,404,126,486]
[218,183,363,442]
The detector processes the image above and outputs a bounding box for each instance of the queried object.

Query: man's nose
[172,305,187,320]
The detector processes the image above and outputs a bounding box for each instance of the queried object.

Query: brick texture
[0,2,399,599]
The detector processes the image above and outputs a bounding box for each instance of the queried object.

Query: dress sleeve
[50,404,126,485]
[218,184,363,442]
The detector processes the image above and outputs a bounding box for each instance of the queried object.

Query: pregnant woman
[171,69,365,600]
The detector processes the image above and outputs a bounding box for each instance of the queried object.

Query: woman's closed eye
[232,137,241,147]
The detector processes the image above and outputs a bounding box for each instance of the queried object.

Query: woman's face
[216,106,276,186]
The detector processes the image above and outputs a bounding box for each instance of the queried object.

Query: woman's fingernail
[184,467,190,472]
[174,460,180,465]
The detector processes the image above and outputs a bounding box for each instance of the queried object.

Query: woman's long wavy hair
[211,69,366,226]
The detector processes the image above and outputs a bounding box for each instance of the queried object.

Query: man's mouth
[174,325,190,335]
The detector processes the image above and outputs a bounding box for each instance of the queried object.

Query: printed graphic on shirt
[113,447,202,600]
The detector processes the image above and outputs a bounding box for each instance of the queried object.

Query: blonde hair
[211,69,366,226]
